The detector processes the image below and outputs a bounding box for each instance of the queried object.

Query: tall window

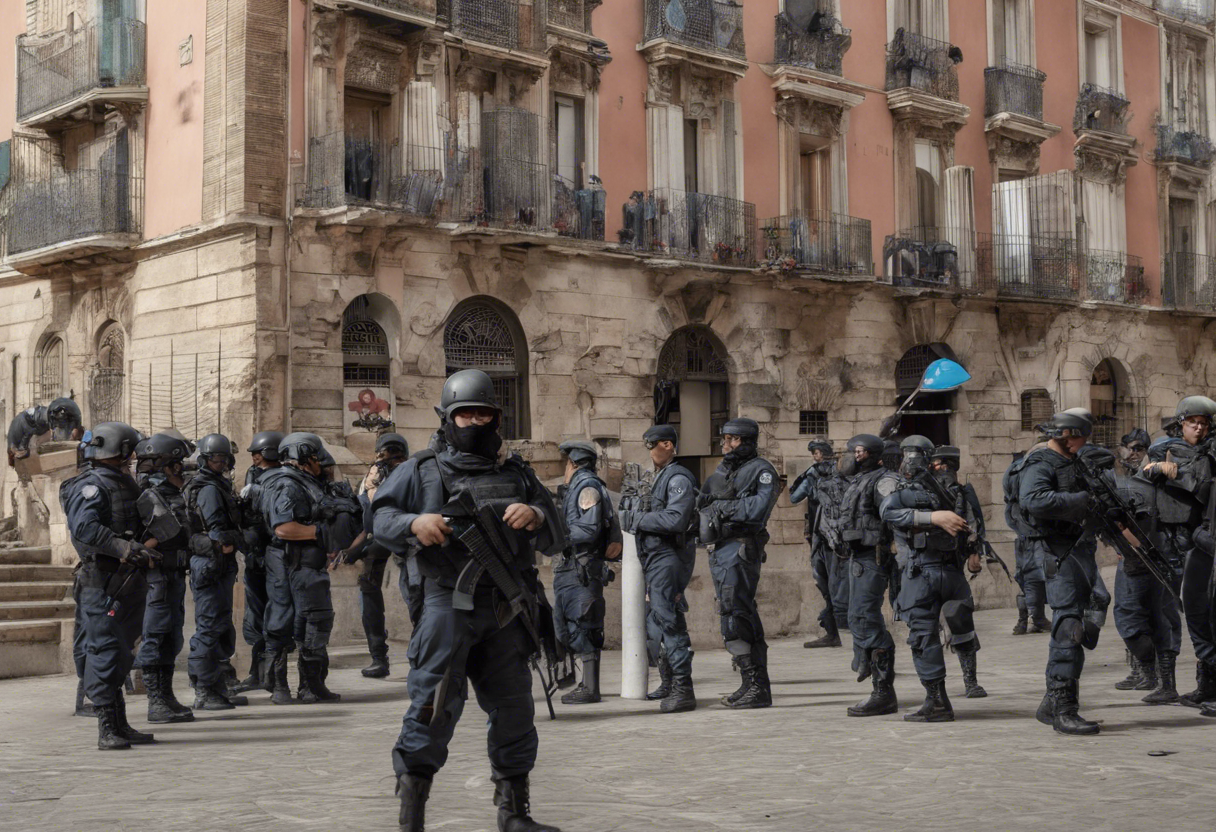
[915,140,941,229]
[443,300,528,440]
[91,323,125,424]
[553,95,585,190]
[35,336,64,403]
[1089,358,1135,448]
[893,0,948,41]
[343,298,390,385]
[992,0,1033,66]
[800,142,831,216]
[1082,6,1119,90]
[683,119,700,193]
[894,343,959,445]
[1020,388,1053,431]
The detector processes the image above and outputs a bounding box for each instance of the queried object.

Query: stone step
[0,600,74,621]
[0,564,75,583]
[0,547,53,565]
[0,582,72,602]
[0,618,62,644]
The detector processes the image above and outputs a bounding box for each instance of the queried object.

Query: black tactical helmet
[899,435,935,454]
[47,397,82,439]
[931,445,962,470]
[846,434,885,457]
[317,446,336,468]
[559,439,598,468]
[643,424,678,447]
[806,439,834,457]
[1040,411,1092,438]
[248,430,285,461]
[721,418,760,439]
[1078,443,1116,470]
[440,369,500,420]
[375,432,409,457]
[279,432,325,463]
[197,433,237,470]
[87,422,143,461]
[158,428,196,454]
[1121,428,1150,449]
[1175,395,1216,422]
[135,433,193,473]
[1062,407,1095,424]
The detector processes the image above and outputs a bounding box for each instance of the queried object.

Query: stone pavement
[2,605,1214,832]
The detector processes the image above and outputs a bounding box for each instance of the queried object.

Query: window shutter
[943,165,976,285]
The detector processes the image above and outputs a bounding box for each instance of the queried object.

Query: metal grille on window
[90,325,125,423]
[36,337,63,403]
[1020,389,1053,432]
[799,410,828,435]
[895,344,936,393]
[444,304,523,440]
[343,298,389,386]
[656,327,729,382]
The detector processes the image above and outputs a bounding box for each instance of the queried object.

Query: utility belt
[79,553,122,573]
[553,546,601,572]
[284,541,329,570]
[155,549,189,572]
[638,530,688,553]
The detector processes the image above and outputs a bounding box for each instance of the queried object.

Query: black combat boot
[561,654,601,705]
[1114,652,1144,690]
[957,648,987,698]
[493,775,561,832]
[904,678,954,722]
[233,653,264,693]
[803,632,842,648]
[260,651,277,693]
[1011,596,1028,635]
[114,691,155,744]
[363,653,391,679]
[1134,655,1159,692]
[161,668,194,718]
[1051,680,1100,736]
[145,667,194,723]
[96,703,130,751]
[298,657,342,704]
[660,673,697,713]
[848,648,897,717]
[1035,691,1054,725]
[725,656,772,709]
[1029,606,1051,634]
[1180,661,1216,708]
[1143,651,1179,705]
[74,679,95,717]
[222,674,249,706]
[270,650,294,705]
[195,681,236,711]
[396,773,432,832]
[317,653,342,701]
[723,655,750,705]
[646,653,672,701]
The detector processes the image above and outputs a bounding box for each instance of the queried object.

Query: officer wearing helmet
[552,439,621,705]
[838,433,901,717]
[60,421,161,750]
[7,404,49,464]
[132,433,197,725]
[1139,395,1216,708]
[1019,410,1110,735]
[698,418,781,709]
[47,397,84,442]
[182,434,246,710]
[372,369,565,831]
[231,430,283,694]
[790,439,848,649]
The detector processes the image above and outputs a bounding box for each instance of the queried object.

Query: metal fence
[1162,252,1216,312]
[643,0,746,61]
[772,12,851,76]
[977,233,1079,299]
[620,188,756,266]
[4,169,144,255]
[450,0,521,50]
[17,18,146,122]
[883,226,975,289]
[392,144,473,219]
[549,0,587,31]
[552,177,606,240]
[127,350,253,440]
[1073,83,1131,134]
[481,108,547,229]
[1158,0,1215,25]
[358,0,438,18]
[1085,250,1146,304]
[984,63,1046,121]
[303,131,391,209]
[885,30,961,102]
[1154,123,1215,168]
[760,210,872,275]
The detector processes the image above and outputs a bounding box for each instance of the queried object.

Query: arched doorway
[1089,358,1137,448]
[443,298,529,440]
[656,325,730,483]
[90,322,125,424]
[342,295,397,435]
[893,343,959,446]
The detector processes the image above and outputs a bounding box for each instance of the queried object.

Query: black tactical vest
[840,465,894,551]
[62,465,142,559]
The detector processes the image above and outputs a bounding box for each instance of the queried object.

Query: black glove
[119,539,162,569]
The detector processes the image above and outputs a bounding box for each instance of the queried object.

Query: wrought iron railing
[304,132,392,209]
[450,0,523,50]
[620,188,756,266]
[885,30,961,102]
[481,108,546,228]
[549,0,588,31]
[1162,252,1216,312]
[1073,83,1131,134]
[984,63,1046,121]
[392,144,473,219]
[358,0,438,18]
[761,210,872,275]
[4,170,144,256]
[772,12,851,76]
[884,227,975,289]
[553,177,606,240]
[643,0,746,61]
[977,233,1079,300]
[1085,250,1146,304]
[1158,0,1215,25]
[17,18,146,123]
[1154,123,1215,168]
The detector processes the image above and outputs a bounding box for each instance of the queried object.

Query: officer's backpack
[1001,452,1035,537]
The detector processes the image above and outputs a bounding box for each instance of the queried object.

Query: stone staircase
[0,515,74,678]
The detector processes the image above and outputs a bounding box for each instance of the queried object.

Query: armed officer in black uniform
[132,433,196,724]
[790,439,848,648]
[372,369,564,832]
[61,421,160,750]
[839,433,901,717]
[700,418,780,710]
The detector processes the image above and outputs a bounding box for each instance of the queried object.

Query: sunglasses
[1127,444,1147,452]
[644,440,658,450]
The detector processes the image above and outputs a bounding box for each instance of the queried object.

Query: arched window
[35,335,64,403]
[1089,358,1136,448]
[91,323,125,423]
[1020,388,1053,432]
[343,299,389,385]
[656,325,729,467]
[893,342,960,446]
[444,299,529,439]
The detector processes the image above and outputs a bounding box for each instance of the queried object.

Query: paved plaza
[2,603,1214,832]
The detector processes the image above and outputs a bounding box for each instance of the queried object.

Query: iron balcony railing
[393,144,473,219]
[1074,83,1131,134]
[1162,252,1216,312]
[4,169,144,256]
[1158,0,1215,26]
[643,0,746,61]
[450,0,524,51]
[1154,123,1215,168]
[17,18,146,123]
[620,188,756,266]
[482,157,548,229]
[976,234,1146,304]
[885,30,961,102]
[553,176,606,240]
[984,63,1046,121]
[884,227,975,289]
[357,0,438,18]
[772,12,851,76]
[760,210,872,275]
[1085,250,1146,305]
[549,0,589,31]
[304,132,392,209]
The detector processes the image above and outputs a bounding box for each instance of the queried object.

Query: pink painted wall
[739,5,779,222]
[952,0,994,236]
[291,0,307,172]
[1035,0,1081,176]
[1122,15,1163,300]
[0,1,26,148]
[592,2,649,229]
[143,0,206,238]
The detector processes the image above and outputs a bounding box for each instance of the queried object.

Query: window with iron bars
[1020,388,1053,432]
[799,410,829,435]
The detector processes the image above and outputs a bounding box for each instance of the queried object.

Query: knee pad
[722,613,755,646]
[1053,615,1085,649]
[906,627,935,655]
[1125,633,1155,663]
[942,599,976,636]
[717,584,736,618]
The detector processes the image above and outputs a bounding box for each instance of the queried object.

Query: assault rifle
[914,470,1012,582]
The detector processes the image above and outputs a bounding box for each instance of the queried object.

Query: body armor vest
[146,478,193,569]
[256,466,329,567]
[1021,448,1086,544]
[1153,442,1206,526]
[840,465,894,552]
[637,461,696,556]
[62,465,142,560]
[718,456,779,543]
[563,467,614,557]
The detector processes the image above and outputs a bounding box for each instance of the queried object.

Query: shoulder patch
[81,484,99,499]
[578,486,602,510]
[759,471,774,485]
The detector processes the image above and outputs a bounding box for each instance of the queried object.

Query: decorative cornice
[886,88,969,129]
[638,40,748,79]
[769,66,866,111]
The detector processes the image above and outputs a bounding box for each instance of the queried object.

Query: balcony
[1154,123,1215,168]
[642,0,746,63]
[620,189,756,266]
[773,12,851,77]
[1085,250,1146,305]
[883,227,975,290]
[549,0,591,32]
[2,169,144,266]
[985,64,1045,121]
[885,31,961,102]
[977,235,1145,304]
[1163,252,1216,312]
[448,0,530,52]
[17,18,147,127]
[553,177,606,241]
[1157,0,1215,26]
[1073,84,1131,135]
[341,0,437,25]
[760,210,872,275]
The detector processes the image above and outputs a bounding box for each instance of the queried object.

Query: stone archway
[655,324,731,481]
[443,296,530,440]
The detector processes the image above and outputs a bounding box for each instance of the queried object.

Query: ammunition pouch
[189,533,218,559]
[286,541,328,570]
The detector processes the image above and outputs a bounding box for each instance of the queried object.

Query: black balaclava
[723,439,758,470]
[444,415,503,460]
